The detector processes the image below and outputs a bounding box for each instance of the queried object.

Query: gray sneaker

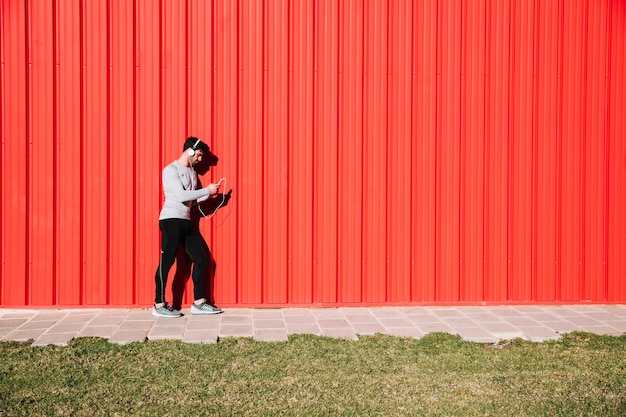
[191,302,223,315]
[152,303,182,318]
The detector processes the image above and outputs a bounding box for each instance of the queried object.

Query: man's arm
[162,165,211,203]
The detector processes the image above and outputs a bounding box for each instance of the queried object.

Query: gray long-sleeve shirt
[159,161,211,221]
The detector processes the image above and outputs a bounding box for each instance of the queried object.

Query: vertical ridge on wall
[460,0,486,303]
[337,0,363,303]
[436,0,462,302]
[212,0,239,305]
[28,0,54,305]
[387,0,412,303]
[54,0,81,305]
[608,0,626,301]
[134,0,160,306]
[411,0,437,303]
[287,0,314,304]
[263,0,289,304]
[188,0,216,306]
[560,0,583,301]
[109,0,135,305]
[82,0,109,305]
[313,0,339,304]
[509,0,534,302]
[238,0,264,304]
[2,1,28,305]
[535,0,558,301]
[1,0,625,307]
[362,0,387,303]
[486,0,510,302]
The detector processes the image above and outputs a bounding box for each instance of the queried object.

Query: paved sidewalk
[1,305,625,347]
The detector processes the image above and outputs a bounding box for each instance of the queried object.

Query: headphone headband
[187,138,203,157]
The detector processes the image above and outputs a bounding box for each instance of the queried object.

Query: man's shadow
[171,150,232,310]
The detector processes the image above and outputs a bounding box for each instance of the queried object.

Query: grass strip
[1,332,625,416]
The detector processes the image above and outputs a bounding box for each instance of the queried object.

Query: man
[153,137,223,317]
[171,148,231,311]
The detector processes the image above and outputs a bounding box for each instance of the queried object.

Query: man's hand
[206,183,220,195]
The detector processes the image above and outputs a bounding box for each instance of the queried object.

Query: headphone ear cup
[188,148,195,157]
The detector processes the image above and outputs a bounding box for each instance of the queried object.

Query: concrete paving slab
[187,317,221,330]
[31,332,75,347]
[96,309,132,318]
[4,328,48,342]
[371,308,407,318]
[454,327,499,343]
[491,330,526,340]
[415,323,456,334]
[283,314,317,324]
[386,327,425,339]
[48,322,86,334]
[149,324,186,340]
[604,320,626,331]
[28,312,68,321]
[439,317,477,327]
[78,326,117,339]
[478,321,518,331]
[286,323,321,335]
[350,322,388,335]
[340,313,378,323]
[578,325,624,336]
[429,308,465,318]
[516,326,561,342]
[310,309,345,319]
[562,316,605,326]
[0,318,30,329]
[585,311,624,321]
[219,324,253,338]
[477,306,524,317]
[0,328,14,338]
[252,309,284,319]
[18,320,58,330]
[89,316,126,326]
[320,327,358,340]
[406,313,445,324]
[109,330,148,344]
[183,329,218,343]
[253,319,285,329]
[221,315,252,325]
[317,318,351,329]
[0,310,39,318]
[542,321,582,333]
[222,309,253,317]
[281,308,314,315]
[118,320,153,331]
[465,313,505,323]
[378,317,417,328]
[126,310,154,320]
[254,328,289,342]
[62,312,97,323]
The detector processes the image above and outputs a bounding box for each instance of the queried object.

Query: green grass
[1,332,625,416]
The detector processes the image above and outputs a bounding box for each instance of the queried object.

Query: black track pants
[154,218,208,304]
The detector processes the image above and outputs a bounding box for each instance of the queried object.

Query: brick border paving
[1,305,625,346]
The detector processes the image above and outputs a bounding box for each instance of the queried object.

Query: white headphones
[187,139,201,156]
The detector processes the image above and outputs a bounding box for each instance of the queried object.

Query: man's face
[193,149,218,175]
[190,149,204,166]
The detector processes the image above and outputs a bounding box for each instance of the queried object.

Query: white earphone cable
[198,177,227,219]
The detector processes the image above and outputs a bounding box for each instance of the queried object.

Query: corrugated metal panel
[1,0,625,307]
[608,0,626,301]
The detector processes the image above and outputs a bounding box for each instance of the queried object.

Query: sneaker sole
[152,310,182,318]
[190,308,223,315]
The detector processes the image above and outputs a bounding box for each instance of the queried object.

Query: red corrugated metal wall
[1,0,625,307]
